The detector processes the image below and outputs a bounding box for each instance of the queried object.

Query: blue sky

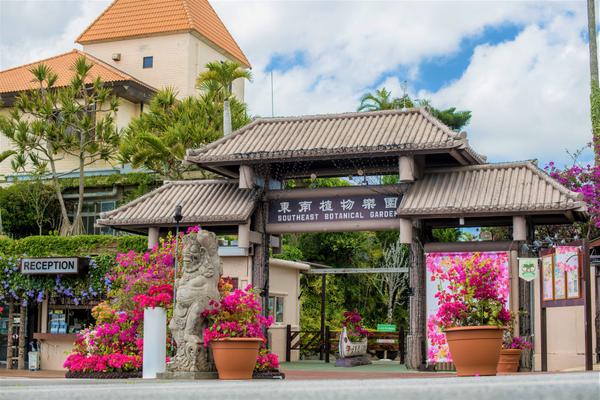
[0,0,595,167]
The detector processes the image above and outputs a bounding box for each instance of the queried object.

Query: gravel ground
[0,372,598,400]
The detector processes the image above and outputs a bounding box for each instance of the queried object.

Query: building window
[268,296,284,324]
[70,199,116,235]
[143,56,153,69]
[222,277,239,290]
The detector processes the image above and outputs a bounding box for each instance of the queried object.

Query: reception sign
[21,257,80,275]
[268,194,401,224]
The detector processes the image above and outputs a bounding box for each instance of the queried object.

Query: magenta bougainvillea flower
[342,310,371,342]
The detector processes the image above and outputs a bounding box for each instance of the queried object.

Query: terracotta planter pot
[445,326,504,377]
[211,337,262,380]
[497,348,522,373]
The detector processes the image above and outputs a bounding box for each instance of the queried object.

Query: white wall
[84,32,245,100]
[0,99,140,178]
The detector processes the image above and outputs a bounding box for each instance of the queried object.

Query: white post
[148,227,159,249]
[399,155,415,182]
[143,307,166,379]
[238,223,250,248]
[512,216,527,241]
[399,218,413,244]
[239,165,255,189]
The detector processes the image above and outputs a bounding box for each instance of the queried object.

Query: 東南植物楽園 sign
[20,257,80,275]
[268,194,401,224]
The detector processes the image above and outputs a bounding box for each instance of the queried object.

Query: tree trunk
[386,286,395,324]
[588,0,600,164]
[588,0,599,84]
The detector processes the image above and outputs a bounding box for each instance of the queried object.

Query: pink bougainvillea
[342,310,370,342]
[545,159,600,228]
[426,251,510,363]
[202,284,280,371]
[64,232,181,373]
[202,285,273,347]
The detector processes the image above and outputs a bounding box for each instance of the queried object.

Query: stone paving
[0,372,598,400]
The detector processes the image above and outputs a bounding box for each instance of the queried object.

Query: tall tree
[196,60,252,101]
[358,88,414,112]
[0,57,120,235]
[120,87,250,180]
[357,87,471,131]
[370,240,410,323]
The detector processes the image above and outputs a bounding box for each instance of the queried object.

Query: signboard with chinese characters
[268,194,401,224]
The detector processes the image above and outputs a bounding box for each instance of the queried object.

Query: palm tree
[196,61,252,101]
[357,88,414,111]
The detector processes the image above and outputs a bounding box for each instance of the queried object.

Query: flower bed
[63,233,179,377]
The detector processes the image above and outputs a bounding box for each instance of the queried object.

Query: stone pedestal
[335,355,372,367]
[157,371,218,380]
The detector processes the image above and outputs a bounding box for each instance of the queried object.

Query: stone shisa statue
[165,230,222,376]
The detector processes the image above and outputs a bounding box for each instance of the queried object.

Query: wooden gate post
[319,274,326,361]
[325,326,331,364]
[5,302,13,369]
[17,305,26,370]
[285,324,292,362]
[406,223,426,370]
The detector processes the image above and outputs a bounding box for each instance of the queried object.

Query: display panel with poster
[541,246,582,302]
[425,251,509,363]
[542,254,554,301]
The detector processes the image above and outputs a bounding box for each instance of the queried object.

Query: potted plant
[339,310,370,358]
[497,335,532,373]
[202,284,272,380]
[436,253,511,376]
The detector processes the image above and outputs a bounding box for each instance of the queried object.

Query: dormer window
[143,56,153,69]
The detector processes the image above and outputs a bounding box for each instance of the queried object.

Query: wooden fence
[285,325,405,364]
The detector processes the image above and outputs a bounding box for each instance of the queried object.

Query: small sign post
[376,323,397,332]
[518,257,538,282]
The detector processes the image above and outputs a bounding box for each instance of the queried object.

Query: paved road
[0,372,598,400]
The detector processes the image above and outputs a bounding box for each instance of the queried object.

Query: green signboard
[377,323,397,332]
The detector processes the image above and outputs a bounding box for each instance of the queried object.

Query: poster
[553,259,566,299]
[542,255,554,301]
[556,246,580,299]
[425,251,509,363]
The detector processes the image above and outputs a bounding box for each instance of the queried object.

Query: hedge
[0,234,148,306]
[0,235,148,257]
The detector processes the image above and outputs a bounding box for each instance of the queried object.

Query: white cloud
[0,0,110,69]
[0,0,592,164]
[424,10,591,164]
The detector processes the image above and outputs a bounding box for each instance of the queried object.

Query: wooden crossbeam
[305,267,408,275]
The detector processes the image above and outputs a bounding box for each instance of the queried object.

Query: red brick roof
[76,0,250,68]
[0,49,155,94]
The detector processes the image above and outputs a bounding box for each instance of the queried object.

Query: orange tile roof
[0,50,155,94]
[76,0,251,68]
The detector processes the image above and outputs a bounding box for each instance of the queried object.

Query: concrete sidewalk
[0,372,598,400]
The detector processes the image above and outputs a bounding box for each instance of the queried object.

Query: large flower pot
[445,326,504,377]
[211,338,262,380]
[497,348,522,373]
